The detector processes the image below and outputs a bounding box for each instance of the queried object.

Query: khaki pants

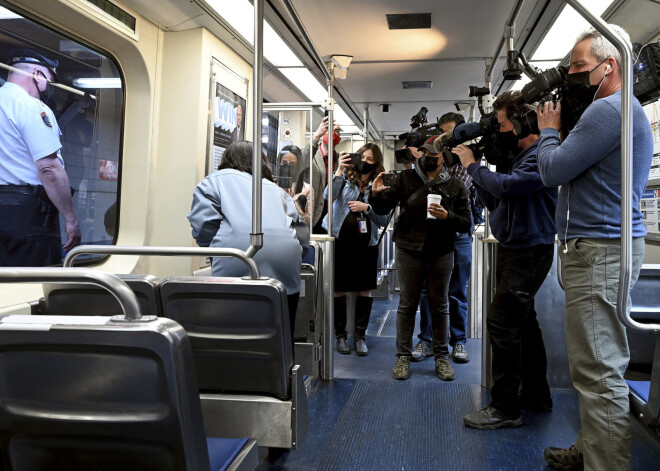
[559,237,645,471]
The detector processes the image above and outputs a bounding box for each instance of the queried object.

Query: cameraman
[369,137,471,382]
[412,112,475,364]
[453,91,557,430]
[536,25,653,471]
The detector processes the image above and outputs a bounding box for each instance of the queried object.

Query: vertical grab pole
[564,0,639,331]
[247,0,264,259]
[363,103,370,142]
[321,238,335,379]
[326,65,335,231]
[321,64,336,380]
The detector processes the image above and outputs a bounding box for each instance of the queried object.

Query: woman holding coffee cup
[369,136,471,381]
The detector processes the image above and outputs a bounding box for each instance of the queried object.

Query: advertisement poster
[212,83,246,171]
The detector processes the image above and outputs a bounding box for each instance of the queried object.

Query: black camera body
[347,153,362,166]
[382,171,401,188]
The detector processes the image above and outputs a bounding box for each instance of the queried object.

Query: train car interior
[1,0,660,469]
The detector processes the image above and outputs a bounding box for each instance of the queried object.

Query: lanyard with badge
[357,190,368,234]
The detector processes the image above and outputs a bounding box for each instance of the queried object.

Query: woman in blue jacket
[188,141,305,337]
[323,143,389,356]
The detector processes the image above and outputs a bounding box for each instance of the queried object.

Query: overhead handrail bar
[565,0,659,333]
[63,246,260,279]
[485,0,526,86]
[0,267,140,320]
[280,0,331,82]
[262,102,323,109]
[279,0,384,143]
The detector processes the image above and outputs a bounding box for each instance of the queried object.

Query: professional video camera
[633,39,660,105]
[509,65,567,138]
[396,106,443,164]
[432,112,503,166]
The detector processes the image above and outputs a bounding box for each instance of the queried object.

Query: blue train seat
[626,264,660,429]
[0,314,257,471]
[41,274,162,317]
[159,276,309,449]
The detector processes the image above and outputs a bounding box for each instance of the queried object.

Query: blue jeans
[397,247,453,359]
[418,234,472,346]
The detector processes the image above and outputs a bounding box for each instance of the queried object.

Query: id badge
[357,217,368,234]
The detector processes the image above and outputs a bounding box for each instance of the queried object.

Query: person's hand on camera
[428,203,448,220]
[348,201,369,213]
[371,172,386,195]
[452,144,476,168]
[406,146,423,159]
[537,101,561,131]
[336,152,352,176]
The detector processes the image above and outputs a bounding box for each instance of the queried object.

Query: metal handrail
[566,0,660,333]
[248,0,264,259]
[0,267,140,320]
[63,246,260,279]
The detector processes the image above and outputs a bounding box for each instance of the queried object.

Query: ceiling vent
[402,81,433,89]
[386,13,432,30]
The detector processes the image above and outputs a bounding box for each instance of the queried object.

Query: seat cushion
[206,437,249,471]
[627,380,651,402]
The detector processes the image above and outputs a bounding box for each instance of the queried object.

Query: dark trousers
[334,295,373,340]
[488,244,554,416]
[396,247,453,359]
[418,234,473,346]
[0,188,61,267]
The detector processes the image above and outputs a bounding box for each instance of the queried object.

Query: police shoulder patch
[40,111,52,128]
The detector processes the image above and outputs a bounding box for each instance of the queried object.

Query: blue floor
[258,294,660,470]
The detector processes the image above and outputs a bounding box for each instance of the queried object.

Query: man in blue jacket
[536,25,653,471]
[453,91,558,430]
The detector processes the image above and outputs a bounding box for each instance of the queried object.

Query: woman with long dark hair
[188,141,306,336]
[323,143,390,356]
[277,145,313,225]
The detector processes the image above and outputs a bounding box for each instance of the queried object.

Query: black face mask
[498,130,519,156]
[356,161,376,175]
[562,59,608,132]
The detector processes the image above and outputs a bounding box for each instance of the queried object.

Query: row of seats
[39,274,309,446]
[0,264,313,470]
[0,311,258,471]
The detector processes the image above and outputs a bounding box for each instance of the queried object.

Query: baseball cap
[8,49,58,80]
[420,136,439,154]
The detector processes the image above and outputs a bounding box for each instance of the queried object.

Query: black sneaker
[543,445,584,470]
[463,405,523,430]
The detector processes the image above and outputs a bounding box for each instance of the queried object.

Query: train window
[0,5,123,266]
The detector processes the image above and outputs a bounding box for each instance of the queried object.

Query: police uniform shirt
[0,82,63,185]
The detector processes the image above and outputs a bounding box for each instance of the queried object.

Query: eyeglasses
[33,69,49,81]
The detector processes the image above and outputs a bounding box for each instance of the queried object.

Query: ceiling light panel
[206,0,302,67]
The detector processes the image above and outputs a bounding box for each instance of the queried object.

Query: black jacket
[368,168,471,254]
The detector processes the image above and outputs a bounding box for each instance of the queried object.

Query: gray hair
[574,24,632,68]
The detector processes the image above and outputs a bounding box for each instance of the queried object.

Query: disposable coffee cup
[427,194,442,219]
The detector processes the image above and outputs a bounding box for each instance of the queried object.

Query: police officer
[0,49,81,266]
